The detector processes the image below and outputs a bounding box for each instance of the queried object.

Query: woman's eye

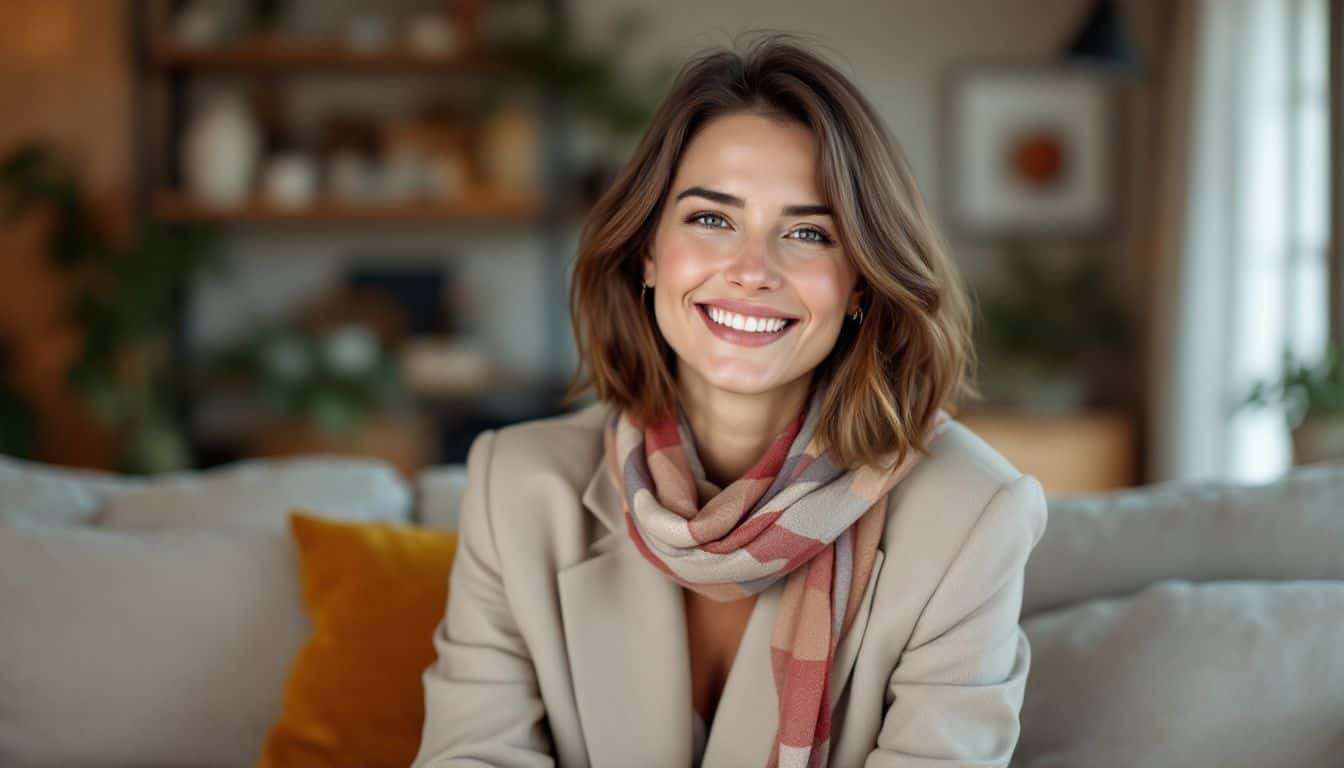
[689,212,729,229]
[789,227,833,244]
[686,213,832,245]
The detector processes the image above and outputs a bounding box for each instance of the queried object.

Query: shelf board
[150,36,502,73]
[152,190,545,224]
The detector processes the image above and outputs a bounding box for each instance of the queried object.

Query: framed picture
[941,63,1120,238]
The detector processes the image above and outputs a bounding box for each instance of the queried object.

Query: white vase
[183,90,261,206]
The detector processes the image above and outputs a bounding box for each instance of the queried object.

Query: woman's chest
[684,589,758,720]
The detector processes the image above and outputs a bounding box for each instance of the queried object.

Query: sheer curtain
[1147,0,1330,484]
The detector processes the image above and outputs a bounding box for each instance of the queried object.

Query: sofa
[1,448,1341,768]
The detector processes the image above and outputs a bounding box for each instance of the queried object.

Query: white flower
[324,325,380,375]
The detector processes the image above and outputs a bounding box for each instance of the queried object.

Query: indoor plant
[0,141,221,472]
[973,239,1132,411]
[205,321,428,476]
[207,321,405,434]
[1240,343,1344,465]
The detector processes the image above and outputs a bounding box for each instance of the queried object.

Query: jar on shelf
[478,104,539,198]
[182,89,261,206]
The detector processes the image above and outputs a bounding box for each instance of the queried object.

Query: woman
[415,32,1047,768]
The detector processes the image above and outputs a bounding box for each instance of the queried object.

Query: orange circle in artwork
[1009,132,1066,188]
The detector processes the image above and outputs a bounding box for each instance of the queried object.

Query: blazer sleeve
[413,429,556,768]
[866,474,1049,768]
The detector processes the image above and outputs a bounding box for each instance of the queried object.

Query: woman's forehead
[672,116,824,207]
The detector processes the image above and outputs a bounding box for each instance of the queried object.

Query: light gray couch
[1014,461,1344,767]
[1,453,1341,767]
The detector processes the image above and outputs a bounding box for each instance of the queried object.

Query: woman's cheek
[664,240,721,282]
[794,267,848,313]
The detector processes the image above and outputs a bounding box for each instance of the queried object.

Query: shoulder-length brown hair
[564,31,980,470]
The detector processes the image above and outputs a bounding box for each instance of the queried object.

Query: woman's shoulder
[880,417,1048,558]
[911,417,1025,496]
[493,397,610,448]
[453,400,619,566]
[470,398,613,482]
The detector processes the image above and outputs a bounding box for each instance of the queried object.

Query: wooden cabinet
[956,408,1138,495]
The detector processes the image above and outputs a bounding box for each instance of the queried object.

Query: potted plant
[205,321,428,477]
[1239,343,1344,465]
[0,141,221,473]
[974,239,1132,412]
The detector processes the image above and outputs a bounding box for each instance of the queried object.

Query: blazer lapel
[559,459,693,767]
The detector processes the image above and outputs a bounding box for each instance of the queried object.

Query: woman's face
[644,111,862,399]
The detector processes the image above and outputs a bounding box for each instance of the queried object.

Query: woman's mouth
[695,303,798,348]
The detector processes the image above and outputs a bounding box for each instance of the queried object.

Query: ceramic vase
[183,90,261,206]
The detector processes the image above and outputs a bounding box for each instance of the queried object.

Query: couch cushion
[417,464,467,530]
[0,455,143,527]
[1024,462,1344,617]
[98,456,412,530]
[0,525,308,767]
[1015,579,1344,768]
[258,511,458,767]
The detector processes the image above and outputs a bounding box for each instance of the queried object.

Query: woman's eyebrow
[674,185,832,217]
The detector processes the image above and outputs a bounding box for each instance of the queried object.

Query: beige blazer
[413,399,1048,768]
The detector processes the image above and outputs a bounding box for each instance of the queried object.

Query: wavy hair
[564,31,980,470]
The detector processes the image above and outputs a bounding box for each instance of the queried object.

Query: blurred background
[0,0,1339,495]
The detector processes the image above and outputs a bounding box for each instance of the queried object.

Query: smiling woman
[414,31,1048,768]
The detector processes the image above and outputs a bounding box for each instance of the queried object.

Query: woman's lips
[695,303,797,347]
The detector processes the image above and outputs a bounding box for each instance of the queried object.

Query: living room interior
[1,1,1342,767]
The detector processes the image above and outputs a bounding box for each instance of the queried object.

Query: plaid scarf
[603,386,950,768]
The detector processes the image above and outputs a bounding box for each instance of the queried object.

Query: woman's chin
[685,366,794,397]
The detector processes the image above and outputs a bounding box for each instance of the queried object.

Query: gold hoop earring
[641,282,649,302]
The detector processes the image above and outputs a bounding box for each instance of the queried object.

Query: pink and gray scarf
[604,386,951,768]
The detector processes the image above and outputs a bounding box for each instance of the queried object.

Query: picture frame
[940,62,1121,238]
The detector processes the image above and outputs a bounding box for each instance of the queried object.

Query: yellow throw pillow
[257,510,458,768]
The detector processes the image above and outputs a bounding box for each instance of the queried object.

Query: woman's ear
[642,254,656,286]
[847,285,864,315]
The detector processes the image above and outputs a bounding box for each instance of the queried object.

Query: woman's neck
[676,371,813,488]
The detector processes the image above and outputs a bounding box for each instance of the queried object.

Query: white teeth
[705,306,789,333]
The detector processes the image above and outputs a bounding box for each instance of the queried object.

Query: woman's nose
[723,236,782,292]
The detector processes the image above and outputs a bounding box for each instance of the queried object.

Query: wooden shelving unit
[128,1,567,219]
[149,36,498,72]
[152,189,544,225]
[127,0,579,466]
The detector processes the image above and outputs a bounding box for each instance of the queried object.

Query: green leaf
[307,391,360,434]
